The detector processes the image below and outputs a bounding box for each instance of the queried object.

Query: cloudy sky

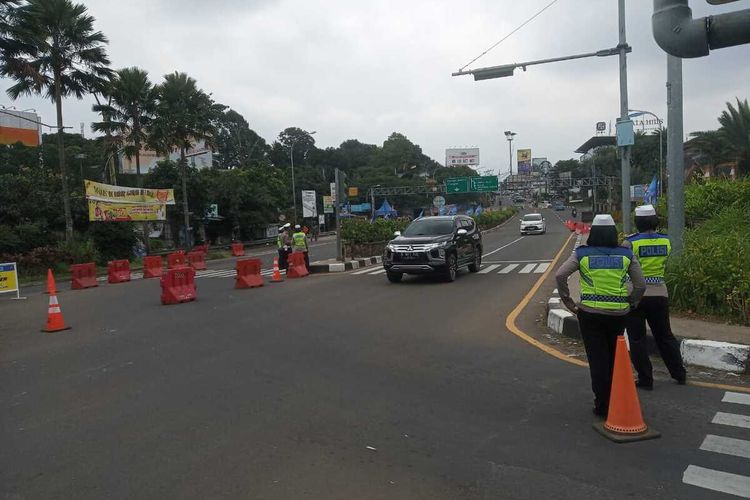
[2,0,749,175]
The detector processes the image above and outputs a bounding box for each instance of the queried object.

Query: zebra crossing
[683,391,750,498]
[351,261,552,277]
[96,267,284,283]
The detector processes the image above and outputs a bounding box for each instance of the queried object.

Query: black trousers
[626,296,686,384]
[278,248,289,270]
[303,251,310,271]
[578,310,626,412]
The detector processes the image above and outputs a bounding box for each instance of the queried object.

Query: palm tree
[3,0,111,242]
[92,67,155,187]
[718,98,750,177]
[150,72,222,248]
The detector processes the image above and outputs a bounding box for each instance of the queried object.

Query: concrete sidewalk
[547,235,750,373]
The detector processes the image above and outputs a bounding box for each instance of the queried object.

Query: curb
[545,286,750,374]
[309,256,382,274]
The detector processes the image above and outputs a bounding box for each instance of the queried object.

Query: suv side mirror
[456,228,468,236]
[394,231,401,237]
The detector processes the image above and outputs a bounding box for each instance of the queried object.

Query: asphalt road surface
[2,208,748,499]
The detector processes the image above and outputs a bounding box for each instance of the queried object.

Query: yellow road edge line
[504,231,750,393]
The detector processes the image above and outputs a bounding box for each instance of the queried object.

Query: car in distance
[552,201,565,211]
[520,213,546,235]
[383,215,482,283]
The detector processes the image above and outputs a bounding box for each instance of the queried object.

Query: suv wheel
[468,249,481,272]
[445,253,457,282]
[386,271,402,283]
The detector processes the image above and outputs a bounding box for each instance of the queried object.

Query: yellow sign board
[88,200,166,222]
[84,180,175,205]
[348,187,359,197]
[0,262,20,298]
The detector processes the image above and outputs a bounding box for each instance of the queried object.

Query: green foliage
[683,179,750,226]
[341,218,410,244]
[472,208,517,230]
[57,237,98,264]
[668,206,750,324]
[87,222,136,263]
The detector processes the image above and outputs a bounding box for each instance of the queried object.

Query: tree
[718,98,750,177]
[4,0,111,242]
[92,67,155,187]
[214,108,268,169]
[150,72,223,247]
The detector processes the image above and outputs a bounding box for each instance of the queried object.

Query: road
[2,208,748,499]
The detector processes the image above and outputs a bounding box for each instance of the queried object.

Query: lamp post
[629,109,664,196]
[504,130,516,177]
[290,130,316,223]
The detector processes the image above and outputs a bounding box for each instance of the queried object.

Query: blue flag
[448,205,458,215]
[466,207,474,216]
[439,206,446,216]
[644,175,658,204]
[475,205,483,216]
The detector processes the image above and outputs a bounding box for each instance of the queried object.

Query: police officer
[556,214,646,417]
[624,205,687,389]
[292,224,310,271]
[277,223,291,270]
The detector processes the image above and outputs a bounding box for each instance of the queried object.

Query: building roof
[575,136,617,154]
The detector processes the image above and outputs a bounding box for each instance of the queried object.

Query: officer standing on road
[277,223,291,270]
[292,224,310,271]
[624,205,687,389]
[555,214,646,417]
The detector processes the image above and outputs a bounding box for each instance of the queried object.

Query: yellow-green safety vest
[625,233,670,284]
[292,231,307,251]
[576,246,633,311]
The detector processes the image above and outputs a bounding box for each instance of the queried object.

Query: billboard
[301,190,317,218]
[0,110,41,147]
[323,195,334,214]
[517,149,532,175]
[532,157,547,173]
[88,200,166,221]
[119,138,213,174]
[84,180,175,205]
[445,148,479,167]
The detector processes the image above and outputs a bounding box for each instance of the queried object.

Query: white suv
[520,213,546,235]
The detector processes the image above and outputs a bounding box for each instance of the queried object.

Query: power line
[458,0,561,72]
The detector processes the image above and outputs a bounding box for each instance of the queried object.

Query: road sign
[469,176,498,192]
[445,178,469,193]
[432,196,446,208]
[0,262,22,299]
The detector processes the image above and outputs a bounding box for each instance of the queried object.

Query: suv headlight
[424,241,448,251]
[386,243,397,251]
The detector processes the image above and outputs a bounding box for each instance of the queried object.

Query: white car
[520,213,546,235]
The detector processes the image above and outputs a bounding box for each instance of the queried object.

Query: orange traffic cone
[42,291,71,333]
[44,268,57,295]
[270,257,284,283]
[593,336,659,442]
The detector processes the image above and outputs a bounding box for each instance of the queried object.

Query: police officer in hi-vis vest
[292,224,310,271]
[556,214,646,417]
[624,205,687,389]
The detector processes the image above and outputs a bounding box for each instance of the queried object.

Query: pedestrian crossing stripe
[351,262,551,276]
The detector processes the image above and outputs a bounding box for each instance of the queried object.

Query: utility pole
[335,168,343,261]
[667,54,684,254]
[618,0,632,234]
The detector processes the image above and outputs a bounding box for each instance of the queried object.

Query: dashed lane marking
[478,264,501,274]
[518,263,537,274]
[534,262,550,273]
[498,264,519,274]
[352,267,379,275]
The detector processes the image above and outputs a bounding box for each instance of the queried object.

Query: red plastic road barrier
[143,255,164,278]
[231,242,245,257]
[565,219,576,231]
[235,258,264,289]
[194,243,208,255]
[575,222,591,235]
[167,251,187,269]
[70,262,98,289]
[107,259,131,284]
[188,251,207,271]
[286,252,309,279]
[160,267,196,305]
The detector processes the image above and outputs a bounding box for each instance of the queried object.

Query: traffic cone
[45,268,57,294]
[270,257,284,283]
[42,291,71,333]
[593,336,659,442]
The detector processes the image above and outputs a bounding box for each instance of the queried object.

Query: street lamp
[629,109,665,196]
[290,130,316,223]
[504,130,516,177]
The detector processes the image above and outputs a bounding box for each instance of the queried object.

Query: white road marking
[481,236,524,258]
[519,264,537,274]
[700,434,750,459]
[369,268,388,275]
[683,465,750,498]
[483,260,552,264]
[723,392,750,406]
[712,412,750,429]
[478,264,501,274]
[533,263,550,273]
[498,264,519,274]
[353,267,379,275]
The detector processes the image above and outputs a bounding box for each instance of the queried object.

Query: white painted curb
[681,339,750,373]
[547,309,574,335]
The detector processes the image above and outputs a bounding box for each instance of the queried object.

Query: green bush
[341,218,410,244]
[667,206,750,325]
[472,208,517,230]
[88,222,137,264]
[684,179,750,227]
[148,238,166,252]
[57,237,98,264]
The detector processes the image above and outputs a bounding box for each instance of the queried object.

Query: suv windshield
[402,219,454,236]
[523,214,542,221]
